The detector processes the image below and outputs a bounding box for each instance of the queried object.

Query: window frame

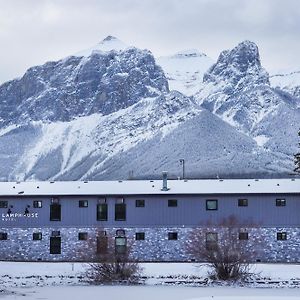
[168,199,178,207]
[276,199,286,207]
[206,199,218,211]
[238,232,249,240]
[0,201,8,208]
[238,199,248,207]
[277,232,287,241]
[33,232,42,240]
[115,203,126,221]
[168,232,178,240]
[78,232,88,241]
[135,232,145,240]
[0,232,8,240]
[79,200,88,208]
[33,200,43,208]
[135,199,145,207]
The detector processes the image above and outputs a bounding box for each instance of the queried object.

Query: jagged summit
[203,40,269,86]
[74,35,128,57]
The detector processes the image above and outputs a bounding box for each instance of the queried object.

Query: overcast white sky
[0,0,300,84]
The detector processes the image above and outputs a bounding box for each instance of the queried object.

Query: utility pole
[179,159,185,179]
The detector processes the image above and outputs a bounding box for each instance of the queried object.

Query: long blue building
[0,177,299,262]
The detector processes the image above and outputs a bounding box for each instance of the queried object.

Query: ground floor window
[168,232,178,240]
[239,232,249,240]
[33,232,42,240]
[0,232,7,240]
[135,232,145,240]
[78,232,88,240]
[277,232,287,240]
[206,232,218,250]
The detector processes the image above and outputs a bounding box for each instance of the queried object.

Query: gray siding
[1,193,300,228]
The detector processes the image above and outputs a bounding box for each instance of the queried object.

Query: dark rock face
[203,40,269,86]
[0,47,168,127]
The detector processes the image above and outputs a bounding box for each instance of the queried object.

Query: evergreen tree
[295,130,300,173]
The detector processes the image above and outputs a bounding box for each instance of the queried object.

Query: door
[50,236,61,254]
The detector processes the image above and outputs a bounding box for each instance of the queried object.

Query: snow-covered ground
[1,262,300,299]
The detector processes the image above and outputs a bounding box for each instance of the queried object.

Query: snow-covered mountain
[157,50,213,96]
[270,70,300,100]
[0,37,298,180]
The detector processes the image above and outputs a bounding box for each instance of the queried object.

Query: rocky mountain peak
[203,40,269,86]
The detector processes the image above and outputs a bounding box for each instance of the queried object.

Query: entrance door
[50,236,61,254]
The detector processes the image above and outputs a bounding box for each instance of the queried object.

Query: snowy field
[1,262,300,299]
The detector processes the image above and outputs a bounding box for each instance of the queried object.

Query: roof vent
[255,179,259,181]
[161,171,169,191]
[18,191,24,195]
[50,181,55,184]
[184,179,188,182]
[84,181,88,183]
[118,180,123,183]
[219,179,223,182]
[277,184,280,186]
[248,184,251,187]
[291,179,295,181]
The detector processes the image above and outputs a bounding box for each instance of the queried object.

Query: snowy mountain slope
[0,37,168,127]
[6,91,200,181]
[86,110,288,180]
[270,70,300,100]
[157,50,214,96]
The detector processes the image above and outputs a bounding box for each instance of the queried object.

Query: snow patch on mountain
[157,50,213,96]
[74,36,129,57]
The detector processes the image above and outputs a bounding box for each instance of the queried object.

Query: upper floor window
[79,200,88,208]
[135,199,145,207]
[238,199,248,207]
[50,202,61,221]
[168,199,177,207]
[97,203,108,221]
[206,199,218,210]
[115,203,126,221]
[277,232,287,240]
[33,200,42,208]
[0,201,8,208]
[276,199,286,207]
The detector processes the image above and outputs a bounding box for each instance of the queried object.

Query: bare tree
[187,215,264,281]
[295,130,300,173]
[83,229,143,284]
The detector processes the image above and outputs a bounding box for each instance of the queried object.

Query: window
[277,232,287,240]
[0,232,8,240]
[135,199,145,207]
[206,200,218,210]
[206,232,218,250]
[50,203,61,221]
[79,200,88,208]
[33,201,42,208]
[78,232,88,240]
[115,203,126,221]
[135,232,145,240]
[276,199,286,207]
[33,232,42,240]
[238,199,248,207]
[0,201,8,208]
[168,199,177,207]
[168,232,178,240]
[239,232,248,240]
[97,203,108,221]
[115,237,127,254]
[51,231,60,237]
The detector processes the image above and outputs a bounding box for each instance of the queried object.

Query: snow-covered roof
[0,179,299,197]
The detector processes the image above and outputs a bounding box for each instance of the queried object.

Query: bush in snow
[187,215,264,281]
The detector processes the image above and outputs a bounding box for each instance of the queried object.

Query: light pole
[179,159,185,179]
